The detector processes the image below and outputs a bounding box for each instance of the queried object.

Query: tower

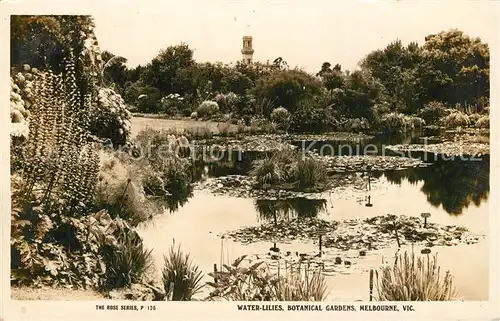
[241,36,254,64]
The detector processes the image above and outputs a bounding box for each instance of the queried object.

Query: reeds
[274,262,328,301]
[207,256,328,301]
[101,228,154,289]
[375,251,457,301]
[162,243,204,301]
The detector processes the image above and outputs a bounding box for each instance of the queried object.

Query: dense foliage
[97,28,489,134]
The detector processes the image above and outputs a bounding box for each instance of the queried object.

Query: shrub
[214,92,238,114]
[250,152,328,191]
[290,102,338,134]
[294,157,328,190]
[95,154,153,226]
[274,264,328,301]
[101,226,154,289]
[250,151,296,187]
[197,100,219,118]
[270,107,291,132]
[475,115,489,129]
[10,76,30,139]
[375,251,457,301]
[162,243,204,301]
[408,116,426,128]
[207,256,328,301]
[379,112,412,134]
[468,113,481,124]
[89,87,132,146]
[418,101,447,124]
[440,111,471,128]
[184,126,213,140]
[342,118,370,132]
[158,93,187,116]
[217,122,232,137]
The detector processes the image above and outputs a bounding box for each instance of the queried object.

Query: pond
[137,153,490,301]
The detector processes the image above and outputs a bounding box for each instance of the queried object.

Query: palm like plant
[162,243,204,301]
[375,251,457,301]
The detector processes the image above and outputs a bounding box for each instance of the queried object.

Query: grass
[375,251,457,301]
[162,243,204,301]
[206,256,329,301]
[441,111,471,129]
[250,151,328,191]
[101,227,154,290]
[295,157,328,189]
[475,115,489,129]
[11,286,107,300]
[274,262,328,301]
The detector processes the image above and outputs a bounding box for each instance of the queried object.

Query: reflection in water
[254,198,328,223]
[159,185,193,213]
[378,157,490,215]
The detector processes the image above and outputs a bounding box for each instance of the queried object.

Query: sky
[92,0,498,73]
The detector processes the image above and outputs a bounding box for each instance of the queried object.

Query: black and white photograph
[1,0,499,319]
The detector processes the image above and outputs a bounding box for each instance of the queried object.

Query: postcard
[1,1,498,320]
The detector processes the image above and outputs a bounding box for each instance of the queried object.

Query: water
[138,157,490,300]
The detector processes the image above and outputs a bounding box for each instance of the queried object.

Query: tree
[360,40,424,113]
[141,43,196,96]
[251,69,322,114]
[101,50,128,92]
[317,62,344,93]
[420,29,489,109]
[333,70,384,120]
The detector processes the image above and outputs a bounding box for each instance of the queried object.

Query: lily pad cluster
[385,142,489,158]
[193,134,296,153]
[310,154,430,173]
[289,132,374,142]
[195,172,381,200]
[224,214,483,251]
[223,218,338,244]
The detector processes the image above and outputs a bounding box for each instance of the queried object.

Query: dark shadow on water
[254,198,328,223]
[374,157,490,215]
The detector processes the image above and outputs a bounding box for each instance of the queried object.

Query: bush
[89,87,132,146]
[95,153,154,226]
[341,118,370,132]
[468,113,481,124]
[270,107,291,132]
[295,157,328,190]
[375,251,457,301]
[216,122,232,137]
[159,93,185,116]
[214,92,238,114]
[10,76,30,139]
[250,151,328,191]
[418,101,447,125]
[440,111,471,128]
[162,243,204,301]
[408,116,426,128]
[197,100,219,118]
[101,226,154,289]
[184,126,213,140]
[379,112,413,134]
[475,115,489,129]
[207,256,328,301]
